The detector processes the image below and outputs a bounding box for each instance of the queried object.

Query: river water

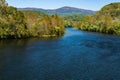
[0,28,120,80]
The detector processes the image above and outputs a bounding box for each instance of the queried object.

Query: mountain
[18,6,95,16]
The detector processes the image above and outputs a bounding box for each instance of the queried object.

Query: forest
[0,0,65,39]
[74,2,120,35]
[63,14,86,27]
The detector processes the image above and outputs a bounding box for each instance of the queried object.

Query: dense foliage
[0,0,30,39]
[74,2,120,35]
[63,14,86,27]
[22,10,46,18]
[0,0,65,39]
[26,13,65,37]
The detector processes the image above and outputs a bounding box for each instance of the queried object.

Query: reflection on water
[0,28,120,80]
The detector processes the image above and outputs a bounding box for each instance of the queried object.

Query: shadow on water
[0,28,120,80]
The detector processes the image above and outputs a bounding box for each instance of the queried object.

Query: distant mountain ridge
[18,6,96,16]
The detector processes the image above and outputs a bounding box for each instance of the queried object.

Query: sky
[7,0,120,11]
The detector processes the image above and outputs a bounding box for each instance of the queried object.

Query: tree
[0,0,30,39]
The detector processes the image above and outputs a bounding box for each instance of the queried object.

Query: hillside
[22,10,46,18]
[18,6,95,16]
[75,2,120,35]
[95,2,120,21]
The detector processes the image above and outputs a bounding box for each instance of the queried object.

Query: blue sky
[7,0,120,11]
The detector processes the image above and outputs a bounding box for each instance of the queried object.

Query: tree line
[0,0,65,39]
[63,14,86,27]
[74,2,120,35]
[0,0,120,39]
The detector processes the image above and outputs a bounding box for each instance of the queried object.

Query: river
[0,28,120,80]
